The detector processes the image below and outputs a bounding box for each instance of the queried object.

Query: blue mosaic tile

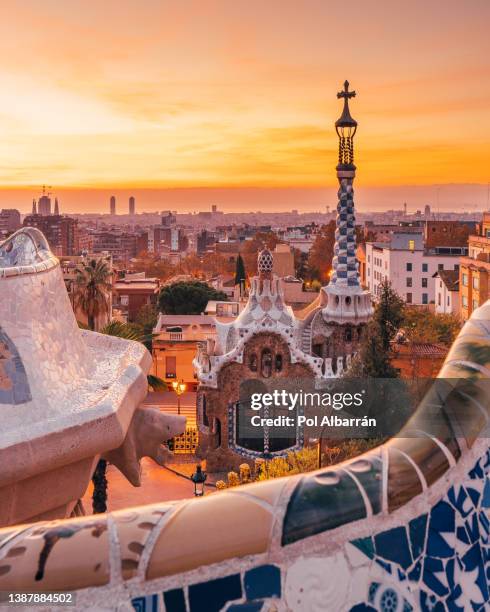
[132,594,158,612]
[375,559,392,574]
[188,574,241,612]
[420,591,445,612]
[375,527,412,569]
[483,479,490,509]
[228,603,264,612]
[352,536,375,559]
[423,556,449,597]
[409,513,427,559]
[408,559,422,582]
[163,588,186,612]
[349,605,376,612]
[448,486,473,518]
[244,564,280,600]
[467,485,481,508]
[430,500,455,534]
[465,513,480,544]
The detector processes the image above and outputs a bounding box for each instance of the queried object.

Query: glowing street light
[171,379,186,415]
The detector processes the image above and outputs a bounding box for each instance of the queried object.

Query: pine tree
[234,255,246,295]
[374,280,405,352]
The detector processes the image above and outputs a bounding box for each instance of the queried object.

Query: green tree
[350,320,400,378]
[234,254,246,294]
[158,280,228,315]
[402,308,460,346]
[374,280,405,352]
[73,258,112,331]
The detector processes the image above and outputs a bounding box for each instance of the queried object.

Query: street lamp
[191,464,207,497]
[171,379,186,415]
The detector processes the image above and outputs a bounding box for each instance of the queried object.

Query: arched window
[249,353,258,372]
[275,354,283,372]
[261,349,273,378]
[344,327,352,342]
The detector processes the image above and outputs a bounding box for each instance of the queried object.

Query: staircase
[301,324,312,353]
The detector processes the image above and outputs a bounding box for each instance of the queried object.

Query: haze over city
[0,0,489,213]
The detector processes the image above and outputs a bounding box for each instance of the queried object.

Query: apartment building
[365,232,465,305]
[459,212,490,320]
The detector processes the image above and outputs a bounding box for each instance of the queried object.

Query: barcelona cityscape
[1,1,490,611]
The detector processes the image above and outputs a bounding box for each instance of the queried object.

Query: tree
[158,281,228,315]
[350,320,400,378]
[374,280,405,352]
[349,281,404,378]
[73,258,112,331]
[307,221,336,282]
[234,255,246,294]
[401,308,460,346]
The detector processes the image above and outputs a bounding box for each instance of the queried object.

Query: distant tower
[54,198,59,215]
[424,204,431,219]
[129,196,135,215]
[37,186,52,216]
[32,199,37,215]
[211,204,217,213]
[403,202,407,216]
[322,80,372,324]
[110,196,116,215]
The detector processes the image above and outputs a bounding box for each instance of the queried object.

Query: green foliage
[255,447,319,480]
[350,320,400,378]
[73,258,112,331]
[99,320,144,342]
[374,280,405,352]
[401,308,461,346]
[234,254,246,290]
[158,280,228,315]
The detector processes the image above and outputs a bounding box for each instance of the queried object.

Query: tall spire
[330,80,359,288]
[32,199,37,215]
[322,80,372,325]
[54,198,59,215]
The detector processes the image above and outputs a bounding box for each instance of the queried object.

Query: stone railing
[1,302,490,610]
[0,226,57,276]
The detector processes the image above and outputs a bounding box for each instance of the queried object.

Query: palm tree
[73,259,112,331]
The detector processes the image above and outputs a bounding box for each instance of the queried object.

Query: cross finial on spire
[337,80,356,101]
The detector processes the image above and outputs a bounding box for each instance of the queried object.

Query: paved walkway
[81,458,198,514]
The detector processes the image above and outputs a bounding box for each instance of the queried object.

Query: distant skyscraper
[212,204,217,213]
[37,186,52,215]
[129,196,135,215]
[110,196,116,215]
[54,198,59,215]
[32,199,37,215]
[425,204,431,218]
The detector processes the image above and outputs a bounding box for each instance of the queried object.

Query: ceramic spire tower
[322,80,372,324]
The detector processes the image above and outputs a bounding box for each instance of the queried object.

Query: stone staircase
[301,323,312,353]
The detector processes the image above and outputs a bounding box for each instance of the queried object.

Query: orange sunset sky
[0,0,489,213]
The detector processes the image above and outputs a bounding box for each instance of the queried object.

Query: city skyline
[0,0,489,213]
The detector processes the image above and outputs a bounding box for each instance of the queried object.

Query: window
[344,328,352,342]
[454,264,459,271]
[438,263,444,271]
[406,277,413,287]
[422,278,428,288]
[408,240,415,251]
[447,295,450,307]
[462,296,468,308]
[473,299,479,311]
[406,292,412,304]
[165,356,176,378]
[406,262,412,272]
[249,353,258,372]
[275,354,283,372]
[261,349,273,378]
[462,273,468,287]
[422,263,428,272]
[473,277,479,290]
[438,293,441,306]
[422,293,428,304]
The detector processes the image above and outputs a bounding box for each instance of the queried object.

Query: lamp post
[171,378,186,415]
[191,464,207,496]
